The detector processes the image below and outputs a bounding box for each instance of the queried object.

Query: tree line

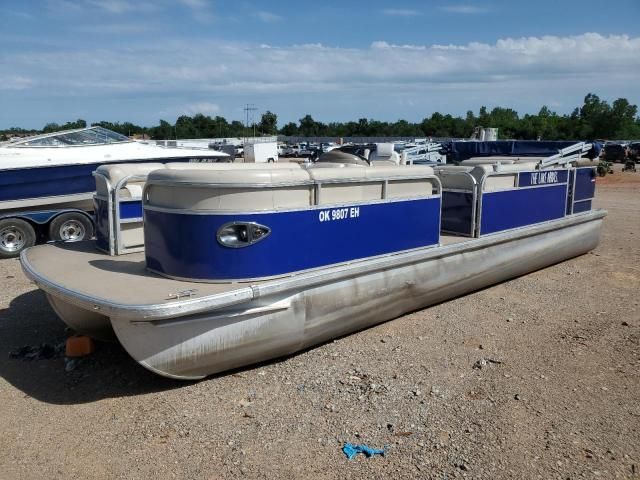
[2,94,638,142]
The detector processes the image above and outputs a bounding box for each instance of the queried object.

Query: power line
[243,104,258,142]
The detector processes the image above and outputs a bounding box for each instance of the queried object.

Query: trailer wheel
[0,218,36,259]
[49,213,94,243]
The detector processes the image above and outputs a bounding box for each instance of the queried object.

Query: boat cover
[446,141,602,163]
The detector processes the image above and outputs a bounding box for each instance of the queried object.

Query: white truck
[243,142,279,163]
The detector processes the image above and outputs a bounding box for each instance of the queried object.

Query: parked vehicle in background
[320,142,339,153]
[277,143,288,156]
[623,160,637,172]
[243,142,278,163]
[602,143,628,163]
[209,143,236,158]
[627,142,640,163]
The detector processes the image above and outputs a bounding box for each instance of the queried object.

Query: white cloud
[1,33,639,123]
[0,75,34,90]
[4,33,639,92]
[254,11,283,22]
[178,0,209,8]
[381,8,421,16]
[84,0,158,14]
[182,102,221,115]
[177,0,214,22]
[4,9,33,19]
[440,4,489,14]
[75,23,156,34]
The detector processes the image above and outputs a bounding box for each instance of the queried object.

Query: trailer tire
[0,218,36,259]
[49,213,94,243]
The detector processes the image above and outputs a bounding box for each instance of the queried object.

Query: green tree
[258,111,278,135]
[298,114,319,136]
[280,122,299,136]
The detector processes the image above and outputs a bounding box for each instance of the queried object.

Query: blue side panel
[145,198,441,280]
[480,185,567,235]
[94,198,110,252]
[573,200,592,213]
[573,168,596,201]
[441,191,473,235]
[119,200,143,220]
[0,164,97,201]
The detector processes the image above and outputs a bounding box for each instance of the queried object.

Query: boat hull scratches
[106,215,603,379]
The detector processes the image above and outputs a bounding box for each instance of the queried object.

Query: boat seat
[147,167,313,211]
[461,157,516,166]
[565,158,599,168]
[493,162,540,172]
[306,162,367,168]
[369,143,401,165]
[164,162,301,170]
[435,165,474,172]
[122,184,143,199]
[461,156,546,166]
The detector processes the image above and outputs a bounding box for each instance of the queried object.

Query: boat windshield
[12,127,131,147]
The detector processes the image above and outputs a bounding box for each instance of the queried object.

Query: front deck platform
[24,235,473,311]
[23,241,241,309]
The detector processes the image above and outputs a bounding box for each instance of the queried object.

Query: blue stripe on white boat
[0,163,98,201]
[144,197,441,281]
[0,158,194,203]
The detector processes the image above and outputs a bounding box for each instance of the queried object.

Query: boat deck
[440,234,470,246]
[24,236,472,309]
[23,242,243,307]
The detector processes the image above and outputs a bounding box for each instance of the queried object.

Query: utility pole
[243,104,257,143]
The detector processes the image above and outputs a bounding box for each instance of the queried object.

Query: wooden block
[65,335,95,357]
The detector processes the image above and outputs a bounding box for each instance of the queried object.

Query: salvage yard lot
[0,167,638,479]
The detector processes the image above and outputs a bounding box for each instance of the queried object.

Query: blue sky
[1,0,639,129]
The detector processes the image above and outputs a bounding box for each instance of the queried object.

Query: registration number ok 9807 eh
[318,207,360,222]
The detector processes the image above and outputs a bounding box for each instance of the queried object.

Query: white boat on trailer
[0,126,229,212]
[20,144,604,379]
[0,126,228,258]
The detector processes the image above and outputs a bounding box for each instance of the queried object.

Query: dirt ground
[0,167,638,480]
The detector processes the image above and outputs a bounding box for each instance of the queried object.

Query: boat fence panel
[569,167,597,214]
[436,170,477,237]
[478,169,569,236]
[93,163,166,255]
[93,174,113,254]
[143,169,442,282]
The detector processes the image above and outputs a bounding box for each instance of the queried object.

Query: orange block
[65,335,95,357]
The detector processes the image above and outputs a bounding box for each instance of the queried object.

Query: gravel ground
[0,167,638,479]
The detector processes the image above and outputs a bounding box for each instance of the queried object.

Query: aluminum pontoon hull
[21,210,605,380]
